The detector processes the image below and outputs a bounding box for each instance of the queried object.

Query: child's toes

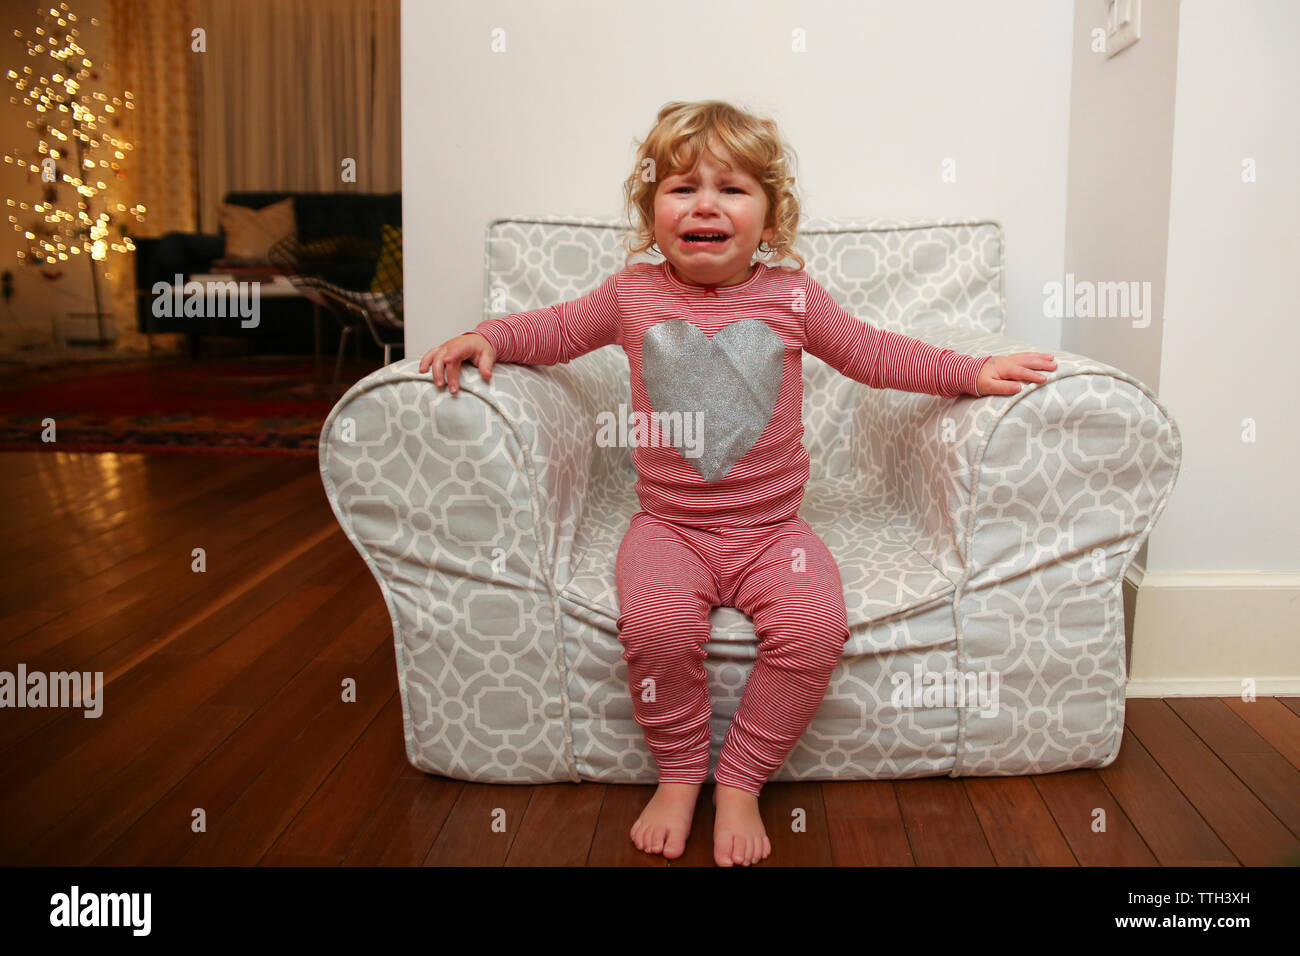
[662,827,687,859]
[733,838,748,865]
[714,835,736,867]
[647,825,666,854]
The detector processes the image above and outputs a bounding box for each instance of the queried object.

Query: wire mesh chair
[268,234,404,389]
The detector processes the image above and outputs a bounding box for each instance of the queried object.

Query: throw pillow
[217,197,297,264]
[370,223,403,295]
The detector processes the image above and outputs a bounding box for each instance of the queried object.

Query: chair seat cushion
[561,472,955,649]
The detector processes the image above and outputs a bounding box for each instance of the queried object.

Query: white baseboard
[1123,567,1300,696]
[1126,678,1298,697]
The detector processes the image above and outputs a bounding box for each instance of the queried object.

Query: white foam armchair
[318,216,1182,787]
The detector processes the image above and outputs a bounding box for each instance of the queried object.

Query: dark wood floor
[1,451,1297,866]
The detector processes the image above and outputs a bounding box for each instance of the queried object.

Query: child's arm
[800,275,989,398]
[459,270,624,367]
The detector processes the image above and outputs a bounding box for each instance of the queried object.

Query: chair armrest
[319,346,629,594]
[848,329,1183,587]
[319,347,630,783]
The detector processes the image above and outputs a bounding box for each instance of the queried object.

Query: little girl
[420,100,1055,867]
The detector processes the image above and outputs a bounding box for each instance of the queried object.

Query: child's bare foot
[712,783,771,866]
[630,782,701,859]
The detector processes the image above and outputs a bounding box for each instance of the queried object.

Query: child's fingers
[429,348,459,387]
[418,347,438,374]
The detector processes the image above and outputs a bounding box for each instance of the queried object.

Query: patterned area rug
[0,356,374,456]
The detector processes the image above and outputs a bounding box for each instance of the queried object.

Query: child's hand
[976,352,1057,396]
[419,333,496,394]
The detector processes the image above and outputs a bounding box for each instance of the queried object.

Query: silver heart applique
[640,319,785,482]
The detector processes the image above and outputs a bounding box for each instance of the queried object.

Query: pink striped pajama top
[470,260,988,530]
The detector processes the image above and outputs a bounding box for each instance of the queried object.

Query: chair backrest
[483,216,1006,477]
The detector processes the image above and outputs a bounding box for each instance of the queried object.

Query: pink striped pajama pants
[614,510,852,797]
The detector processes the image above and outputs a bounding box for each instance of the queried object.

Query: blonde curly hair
[621,100,805,272]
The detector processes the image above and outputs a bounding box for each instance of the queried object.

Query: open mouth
[681,232,730,245]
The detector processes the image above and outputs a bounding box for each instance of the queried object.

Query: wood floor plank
[422,783,536,866]
[0,454,155,530]
[0,499,344,752]
[1097,729,1237,865]
[0,467,329,618]
[0,531,361,782]
[0,455,272,563]
[757,781,832,865]
[0,470,325,650]
[1278,697,1300,719]
[823,781,915,866]
[963,777,1077,865]
[11,559,380,862]
[1032,770,1158,865]
[0,458,301,588]
[24,493,336,672]
[0,456,279,573]
[16,702,250,865]
[1220,698,1300,770]
[342,776,463,866]
[179,639,396,865]
[1166,698,1300,837]
[261,692,407,866]
[92,598,387,866]
[1124,699,1299,865]
[502,782,604,867]
[586,784,668,866]
[0,563,370,857]
[894,776,996,866]
[0,454,150,537]
[0,607,63,645]
[0,590,142,661]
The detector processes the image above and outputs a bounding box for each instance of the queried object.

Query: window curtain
[193,0,401,234]
[105,0,202,349]
[106,0,202,238]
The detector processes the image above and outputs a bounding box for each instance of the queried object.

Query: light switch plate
[1106,0,1141,58]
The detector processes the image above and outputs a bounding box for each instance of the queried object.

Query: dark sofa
[134,191,401,356]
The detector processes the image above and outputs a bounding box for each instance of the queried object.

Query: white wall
[1062,0,1182,580]
[1057,0,1299,693]
[1063,0,1179,397]
[1153,0,1299,573]
[402,0,1075,350]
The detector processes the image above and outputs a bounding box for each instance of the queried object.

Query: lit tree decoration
[3,2,147,343]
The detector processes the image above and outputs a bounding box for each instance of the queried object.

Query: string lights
[3,3,146,343]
